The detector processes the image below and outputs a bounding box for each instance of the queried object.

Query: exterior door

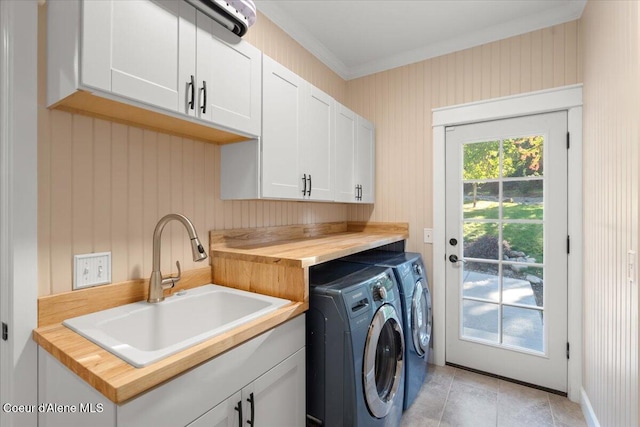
[445,112,568,392]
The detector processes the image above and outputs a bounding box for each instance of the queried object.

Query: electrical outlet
[423,228,433,244]
[628,250,636,284]
[74,252,112,290]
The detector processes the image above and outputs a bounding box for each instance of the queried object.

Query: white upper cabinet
[334,104,357,202]
[334,106,375,203]
[221,56,372,203]
[83,0,197,114]
[261,55,304,199]
[48,0,260,139]
[356,116,376,203]
[300,84,335,201]
[196,11,261,136]
[236,55,335,201]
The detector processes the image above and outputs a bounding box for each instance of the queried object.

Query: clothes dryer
[307,261,405,427]
[341,251,432,410]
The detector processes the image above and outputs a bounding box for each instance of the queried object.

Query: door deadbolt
[449,238,458,246]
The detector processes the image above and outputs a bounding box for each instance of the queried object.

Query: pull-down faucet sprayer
[148,214,208,303]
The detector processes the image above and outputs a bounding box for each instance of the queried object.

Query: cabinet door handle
[302,174,307,196]
[200,80,207,114]
[188,75,195,110]
[307,174,312,197]
[246,392,255,426]
[359,185,363,200]
[355,185,359,201]
[234,400,243,427]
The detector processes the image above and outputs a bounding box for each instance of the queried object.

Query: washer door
[411,280,432,357]
[363,304,405,418]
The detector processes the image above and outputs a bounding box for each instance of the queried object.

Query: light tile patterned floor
[401,365,587,427]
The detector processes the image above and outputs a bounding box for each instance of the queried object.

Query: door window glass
[461,135,545,352]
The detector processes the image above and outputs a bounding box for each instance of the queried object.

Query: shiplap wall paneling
[581,1,639,426]
[345,20,582,306]
[38,110,349,295]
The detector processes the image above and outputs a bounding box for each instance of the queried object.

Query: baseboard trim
[580,387,600,427]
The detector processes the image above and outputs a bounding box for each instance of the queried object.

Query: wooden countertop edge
[211,230,409,268]
[33,301,308,404]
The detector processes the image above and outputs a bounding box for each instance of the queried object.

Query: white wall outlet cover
[628,250,636,284]
[74,252,112,290]
[423,228,433,244]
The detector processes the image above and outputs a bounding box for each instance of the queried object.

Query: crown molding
[257,1,350,80]
[347,0,586,79]
[258,0,586,81]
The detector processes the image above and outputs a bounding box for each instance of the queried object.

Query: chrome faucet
[148,214,208,303]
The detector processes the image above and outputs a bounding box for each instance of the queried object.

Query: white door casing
[444,112,568,392]
[432,84,583,401]
[0,1,39,426]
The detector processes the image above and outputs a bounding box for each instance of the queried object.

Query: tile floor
[400,365,587,427]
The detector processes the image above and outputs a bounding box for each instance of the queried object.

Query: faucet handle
[161,261,182,289]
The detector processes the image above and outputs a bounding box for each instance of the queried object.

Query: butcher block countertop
[33,221,408,404]
[210,221,409,268]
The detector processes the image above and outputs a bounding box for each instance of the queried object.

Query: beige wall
[581,1,639,426]
[37,10,348,296]
[345,21,582,285]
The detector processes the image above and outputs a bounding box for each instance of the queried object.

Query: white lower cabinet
[188,349,305,427]
[38,316,305,427]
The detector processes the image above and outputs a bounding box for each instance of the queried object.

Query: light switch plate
[423,228,433,244]
[74,252,112,290]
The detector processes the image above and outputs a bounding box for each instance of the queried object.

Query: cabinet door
[196,12,261,136]
[301,84,334,201]
[243,349,305,427]
[187,392,241,427]
[356,116,375,203]
[84,0,197,114]
[262,55,303,199]
[334,104,357,202]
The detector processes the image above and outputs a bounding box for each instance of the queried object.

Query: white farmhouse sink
[63,285,290,368]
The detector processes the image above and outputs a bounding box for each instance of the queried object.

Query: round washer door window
[363,304,405,418]
[411,280,432,357]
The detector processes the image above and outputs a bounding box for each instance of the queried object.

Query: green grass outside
[463,200,543,262]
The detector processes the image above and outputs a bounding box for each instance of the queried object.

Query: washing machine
[341,250,432,410]
[306,261,405,427]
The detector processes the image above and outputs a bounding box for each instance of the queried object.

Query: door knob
[449,254,465,264]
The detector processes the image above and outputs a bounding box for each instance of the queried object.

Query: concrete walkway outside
[461,271,543,352]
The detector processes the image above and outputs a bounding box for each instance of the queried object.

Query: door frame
[432,84,583,401]
[0,1,39,426]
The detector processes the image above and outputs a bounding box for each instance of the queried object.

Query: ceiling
[255,0,587,80]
